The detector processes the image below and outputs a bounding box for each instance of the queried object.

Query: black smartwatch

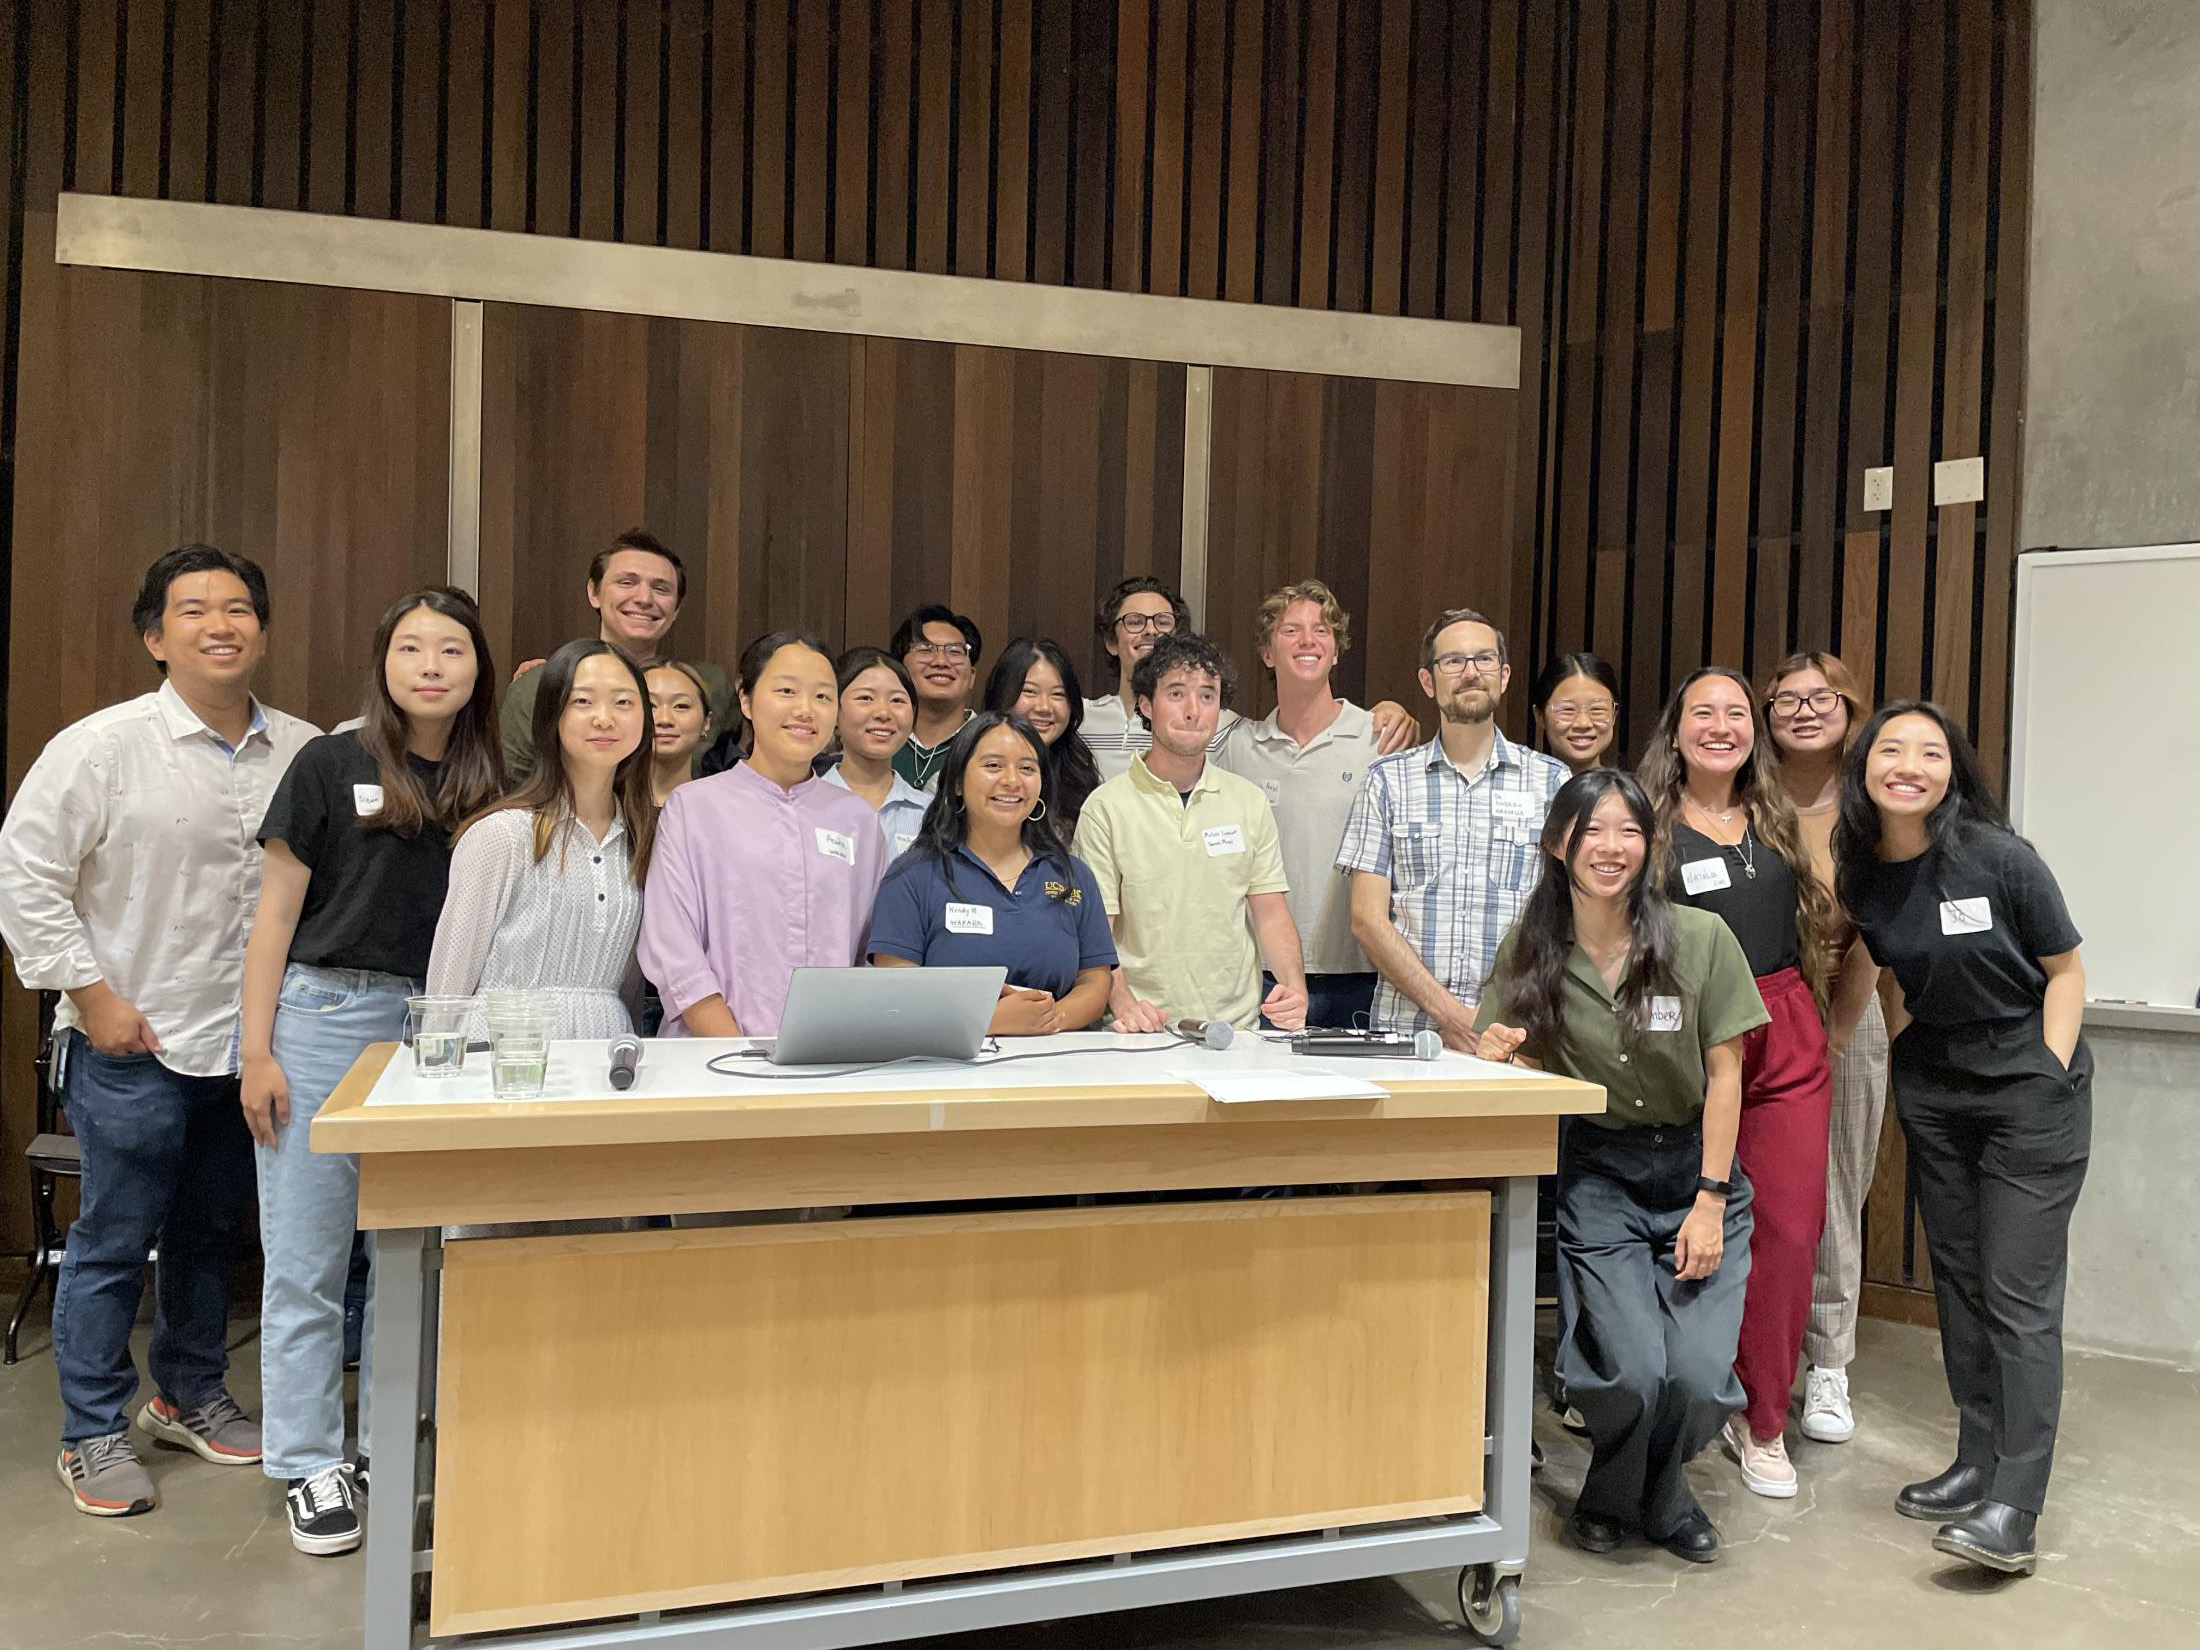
[1695,1175,1733,1198]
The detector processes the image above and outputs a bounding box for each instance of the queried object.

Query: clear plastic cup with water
[406,996,476,1079]
[484,993,554,1100]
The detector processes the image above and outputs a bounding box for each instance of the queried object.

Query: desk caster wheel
[1459,1566,1521,1646]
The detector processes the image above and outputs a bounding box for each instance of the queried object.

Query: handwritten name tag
[814,828,857,866]
[1648,996,1683,1033]
[1681,857,1732,895]
[1203,824,1246,857]
[1939,897,1993,936]
[352,784,384,815]
[1491,791,1537,826]
[945,902,994,935]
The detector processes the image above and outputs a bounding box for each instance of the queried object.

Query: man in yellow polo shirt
[1073,633,1308,1032]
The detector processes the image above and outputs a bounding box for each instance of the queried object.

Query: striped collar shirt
[1334,729,1568,1033]
[1079,694,1240,784]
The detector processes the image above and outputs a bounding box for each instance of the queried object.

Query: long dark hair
[1529,650,1619,714]
[465,638,659,883]
[1833,700,2011,912]
[1495,770,1680,1059]
[889,712,1076,903]
[1638,665,1838,1011]
[982,637,1101,832]
[356,587,503,837]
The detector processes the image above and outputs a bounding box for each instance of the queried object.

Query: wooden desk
[316,1036,1604,1649]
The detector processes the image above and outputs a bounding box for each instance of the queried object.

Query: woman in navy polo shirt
[867,713,1115,1035]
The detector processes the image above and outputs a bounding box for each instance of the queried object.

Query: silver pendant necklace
[1735,825,1758,880]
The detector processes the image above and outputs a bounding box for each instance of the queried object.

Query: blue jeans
[54,1033,254,1445]
[256,964,414,1477]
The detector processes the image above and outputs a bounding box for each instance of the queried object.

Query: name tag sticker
[892,832,917,857]
[1261,780,1281,805]
[945,902,994,936]
[1940,897,1993,936]
[352,784,384,815]
[814,827,857,866]
[1681,856,1732,895]
[1648,996,1684,1033]
[1203,824,1246,857]
[1490,792,1537,826]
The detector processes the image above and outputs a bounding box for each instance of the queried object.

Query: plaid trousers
[1804,992,1890,1369]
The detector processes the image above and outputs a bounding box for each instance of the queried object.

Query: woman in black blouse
[1639,666,1837,1503]
[1836,701,2089,1577]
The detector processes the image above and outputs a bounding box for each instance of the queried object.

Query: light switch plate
[1862,466,1894,512]
[1934,455,1985,505]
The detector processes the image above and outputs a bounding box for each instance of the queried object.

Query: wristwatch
[1695,1175,1734,1198]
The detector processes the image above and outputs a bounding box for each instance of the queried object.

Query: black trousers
[1892,1015,2092,1515]
[1556,1120,1754,1536]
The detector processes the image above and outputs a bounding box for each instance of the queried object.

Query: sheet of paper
[1171,1067,1388,1105]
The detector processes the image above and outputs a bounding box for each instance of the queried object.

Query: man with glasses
[1339,607,1568,1047]
[1082,576,1419,783]
[889,605,983,790]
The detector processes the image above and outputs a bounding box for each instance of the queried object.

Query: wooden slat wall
[0,1,2032,1305]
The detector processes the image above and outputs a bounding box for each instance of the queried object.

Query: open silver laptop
[763,966,1007,1066]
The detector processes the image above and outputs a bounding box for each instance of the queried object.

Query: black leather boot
[1653,1510,1721,1565]
[1933,1501,2038,1575]
[1566,1507,1628,1554]
[1896,1461,1990,1522]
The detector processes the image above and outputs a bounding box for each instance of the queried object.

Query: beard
[1439,685,1497,726]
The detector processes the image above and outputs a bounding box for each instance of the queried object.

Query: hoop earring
[1029,797,1047,821]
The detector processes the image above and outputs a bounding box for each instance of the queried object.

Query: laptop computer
[763,966,1008,1066]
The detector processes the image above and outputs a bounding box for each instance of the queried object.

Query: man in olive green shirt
[501,529,737,781]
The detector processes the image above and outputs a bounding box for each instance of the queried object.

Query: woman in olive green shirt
[1475,769,1768,1564]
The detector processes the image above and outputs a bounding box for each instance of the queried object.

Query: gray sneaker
[138,1392,262,1464]
[58,1432,157,1516]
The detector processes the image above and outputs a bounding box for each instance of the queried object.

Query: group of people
[0,530,2089,1588]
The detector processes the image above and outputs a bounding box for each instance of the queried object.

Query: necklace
[1734,825,1758,880]
[1685,794,1738,828]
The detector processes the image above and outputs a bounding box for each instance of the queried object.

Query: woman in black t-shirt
[1836,701,2089,1578]
[1639,666,1837,1503]
[238,588,502,1557]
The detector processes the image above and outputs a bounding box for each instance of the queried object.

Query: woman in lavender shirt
[640,631,888,1037]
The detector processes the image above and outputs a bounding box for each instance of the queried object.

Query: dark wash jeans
[53,1032,255,1445]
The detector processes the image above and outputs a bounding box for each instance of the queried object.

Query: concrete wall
[2025,7,2200,1367]
[2022,0,2200,549]
[2066,1024,2200,1366]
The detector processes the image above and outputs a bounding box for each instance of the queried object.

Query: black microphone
[1173,1018,1234,1050]
[609,1035,642,1090]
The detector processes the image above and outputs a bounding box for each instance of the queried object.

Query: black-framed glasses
[1116,612,1178,636]
[1767,688,1844,718]
[1431,650,1504,677]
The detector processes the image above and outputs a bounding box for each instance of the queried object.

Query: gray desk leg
[1484,1175,1536,1568]
[365,1225,434,1650]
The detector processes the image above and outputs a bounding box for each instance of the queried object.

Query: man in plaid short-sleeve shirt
[1337,607,1567,1047]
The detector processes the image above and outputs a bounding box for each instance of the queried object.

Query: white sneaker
[1801,1365,1856,1444]
[1723,1418,1799,1498]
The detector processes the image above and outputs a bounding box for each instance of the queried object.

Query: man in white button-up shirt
[0,546,317,1519]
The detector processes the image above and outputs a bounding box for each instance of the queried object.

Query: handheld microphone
[1173,1018,1234,1050]
[1290,1029,1443,1061]
[609,1035,643,1090]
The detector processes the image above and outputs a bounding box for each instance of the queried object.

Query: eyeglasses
[1768,688,1844,718]
[1430,650,1504,678]
[1116,613,1178,636]
[1547,702,1613,727]
[906,640,973,661]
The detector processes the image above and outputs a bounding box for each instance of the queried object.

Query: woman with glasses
[1762,652,1889,1450]
[1531,652,1620,774]
[1639,667,1837,1503]
[1835,702,2089,1576]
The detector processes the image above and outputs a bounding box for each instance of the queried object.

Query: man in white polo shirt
[1216,579,1387,1030]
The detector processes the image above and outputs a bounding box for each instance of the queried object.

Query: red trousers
[1733,966,1834,1441]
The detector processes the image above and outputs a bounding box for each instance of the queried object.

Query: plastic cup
[484,993,554,1100]
[405,996,475,1079]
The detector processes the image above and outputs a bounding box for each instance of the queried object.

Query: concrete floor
[2,1307,2196,1650]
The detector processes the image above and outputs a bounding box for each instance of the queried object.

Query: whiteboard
[2011,544,2200,1008]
